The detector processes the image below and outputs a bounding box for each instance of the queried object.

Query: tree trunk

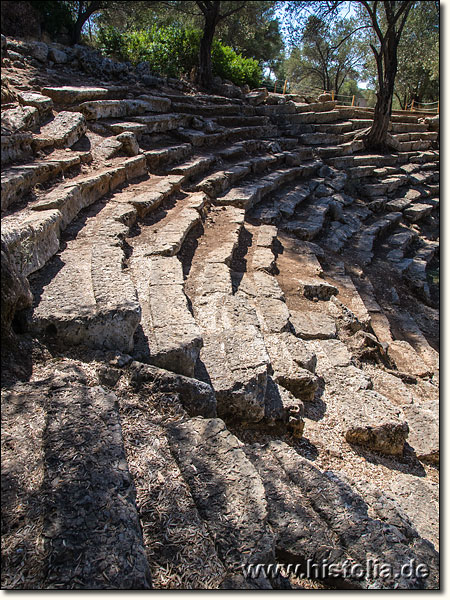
[198,15,216,88]
[71,17,85,45]
[364,31,398,151]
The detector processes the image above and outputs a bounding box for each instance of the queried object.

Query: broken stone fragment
[343,390,409,455]
[299,279,339,300]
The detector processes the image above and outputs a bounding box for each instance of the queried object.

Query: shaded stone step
[170,102,242,116]
[103,114,190,136]
[1,104,40,133]
[327,153,399,169]
[283,198,332,241]
[391,121,428,133]
[144,143,193,171]
[213,115,269,127]
[144,192,207,256]
[1,130,33,165]
[351,212,403,265]
[115,408,226,589]
[29,201,141,352]
[32,111,87,150]
[168,418,274,580]
[313,120,354,133]
[386,188,422,212]
[2,156,148,278]
[169,154,216,181]
[18,91,54,118]
[1,151,89,212]
[130,255,202,377]
[129,360,216,418]
[217,162,321,211]
[244,441,438,589]
[42,363,152,589]
[79,97,171,120]
[386,474,439,551]
[298,131,346,145]
[128,174,184,217]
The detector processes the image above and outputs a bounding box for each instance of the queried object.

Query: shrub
[212,42,261,88]
[95,25,262,87]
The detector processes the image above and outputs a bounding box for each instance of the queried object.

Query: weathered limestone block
[387,474,439,550]
[1,153,83,211]
[43,366,152,589]
[194,292,270,423]
[1,209,62,277]
[263,377,305,437]
[402,403,439,464]
[1,240,32,342]
[290,309,337,339]
[18,91,53,117]
[29,226,141,352]
[79,98,171,120]
[388,340,432,378]
[1,131,33,165]
[145,143,192,170]
[245,441,439,588]
[264,332,318,401]
[149,193,207,256]
[129,360,216,418]
[299,279,338,300]
[42,86,110,104]
[144,256,202,377]
[2,105,40,132]
[33,111,87,149]
[129,175,183,217]
[343,390,409,455]
[168,418,275,573]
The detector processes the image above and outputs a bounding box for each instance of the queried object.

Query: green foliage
[95,24,262,87]
[212,42,261,88]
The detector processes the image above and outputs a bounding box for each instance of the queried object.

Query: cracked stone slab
[167,418,275,575]
[128,360,216,418]
[33,111,87,150]
[290,309,337,339]
[402,403,439,464]
[43,364,152,589]
[342,390,409,455]
[194,293,270,423]
[264,332,318,401]
[29,203,141,353]
[244,441,439,589]
[261,377,304,437]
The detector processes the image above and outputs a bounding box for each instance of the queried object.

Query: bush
[95,25,262,87]
[212,42,261,88]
